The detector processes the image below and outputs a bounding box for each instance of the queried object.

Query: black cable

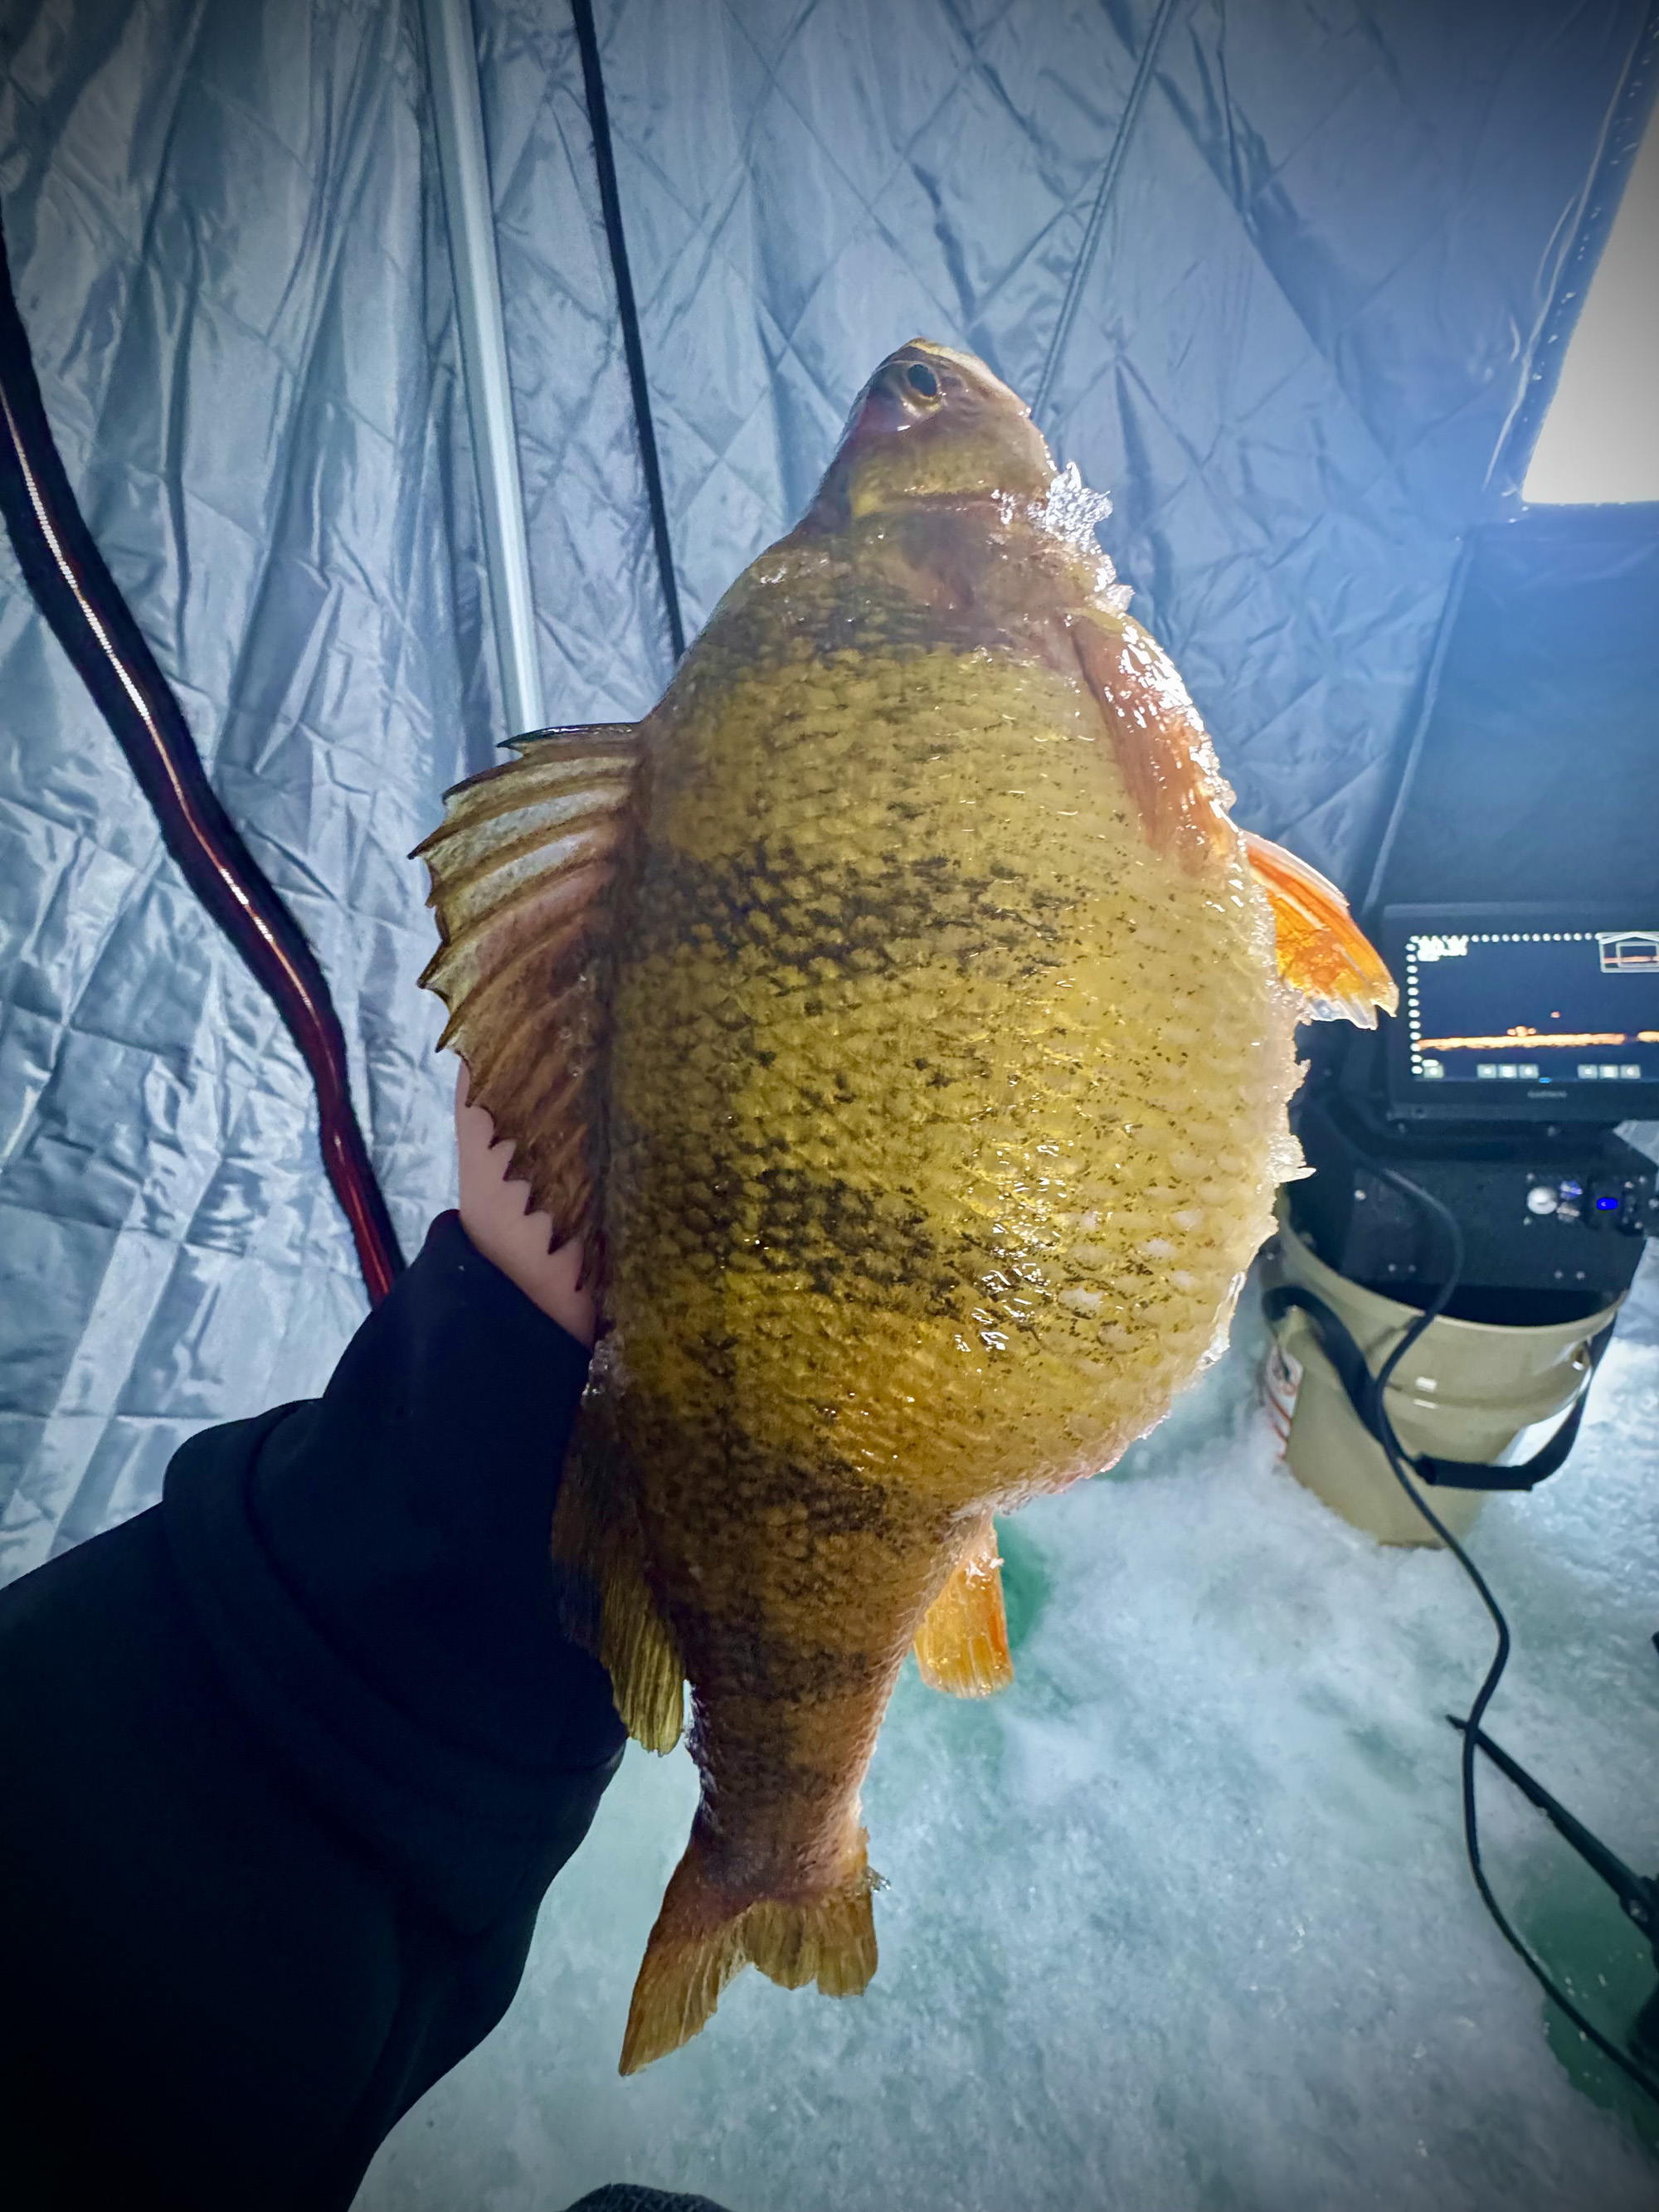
[570,0,686,664]
[0,212,404,1305]
[1360,1160,1659,2103]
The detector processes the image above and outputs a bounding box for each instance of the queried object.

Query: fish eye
[905,362,941,399]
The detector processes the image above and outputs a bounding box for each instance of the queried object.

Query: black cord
[1361,1160,1659,2104]
[0,212,404,1303]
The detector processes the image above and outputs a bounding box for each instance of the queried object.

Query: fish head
[808,341,1056,525]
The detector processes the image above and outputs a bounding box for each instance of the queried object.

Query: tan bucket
[1261,1194,1621,1547]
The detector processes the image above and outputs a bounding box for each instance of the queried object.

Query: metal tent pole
[419,0,546,741]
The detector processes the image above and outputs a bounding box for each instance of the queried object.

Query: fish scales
[611,560,1297,1510]
[415,341,1396,2074]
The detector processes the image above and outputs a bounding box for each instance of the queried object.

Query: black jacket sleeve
[0,1212,625,2212]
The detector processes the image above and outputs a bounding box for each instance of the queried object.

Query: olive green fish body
[608,513,1299,1519]
[416,341,1395,2072]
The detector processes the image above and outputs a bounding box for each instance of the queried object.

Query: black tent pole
[571,0,687,664]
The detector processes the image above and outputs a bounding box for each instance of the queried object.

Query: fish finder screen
[1403,926,1659,1091]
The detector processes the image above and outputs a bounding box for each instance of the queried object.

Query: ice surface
[361,1205,1659,2212]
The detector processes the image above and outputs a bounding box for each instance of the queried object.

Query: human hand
[454,1065,597,1348]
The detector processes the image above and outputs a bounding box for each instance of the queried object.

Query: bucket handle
[1260,1286,1615,1492]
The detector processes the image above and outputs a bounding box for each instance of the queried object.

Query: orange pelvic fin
[1243,831,1399,1028]
[913,1516,1014,1697]
[620,1835,879,2073]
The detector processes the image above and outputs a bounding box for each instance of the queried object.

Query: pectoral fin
[1243,831,1399,1028]
[913,1516,1014,1697]
[413,725,644,1275]
[1072,614,1235,871]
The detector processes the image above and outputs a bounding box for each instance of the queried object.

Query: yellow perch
[415,341,1396,2073]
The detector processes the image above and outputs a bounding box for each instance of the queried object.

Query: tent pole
[419,0,546,742]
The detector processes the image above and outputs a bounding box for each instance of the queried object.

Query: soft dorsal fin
[913,1516,1014,1697]
[1243,831,1398,1027]
[414,726,645,1275]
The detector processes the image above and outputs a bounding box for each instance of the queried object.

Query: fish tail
[619,1832,880,2074]
[551,1423,684,1754]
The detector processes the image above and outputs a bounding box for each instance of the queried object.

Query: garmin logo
[1413,934,1470,962]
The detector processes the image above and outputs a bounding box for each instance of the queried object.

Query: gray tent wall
[0,0,500,1577]
[487,0,1656,866]
[0,0,1651,1573]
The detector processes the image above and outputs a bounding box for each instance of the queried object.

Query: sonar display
[1404,928,1659,1087]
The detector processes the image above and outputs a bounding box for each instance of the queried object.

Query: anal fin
[1243,830,1399,1028]
[913,1514,1014,1698]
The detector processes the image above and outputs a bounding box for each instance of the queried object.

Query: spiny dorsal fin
[913,1515,1014,1697]
[413,726,645,1273]
[1243,831,1398,1028]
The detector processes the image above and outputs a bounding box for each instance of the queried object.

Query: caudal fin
[619,1835,879,2073]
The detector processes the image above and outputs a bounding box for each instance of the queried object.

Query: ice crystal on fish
[1039,461,1132,611]
[1041,459,1112,546]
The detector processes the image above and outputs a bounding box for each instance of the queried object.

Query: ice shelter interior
[2,2,1658,2207]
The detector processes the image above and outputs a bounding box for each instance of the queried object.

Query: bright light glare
[1523,102,1659,504]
